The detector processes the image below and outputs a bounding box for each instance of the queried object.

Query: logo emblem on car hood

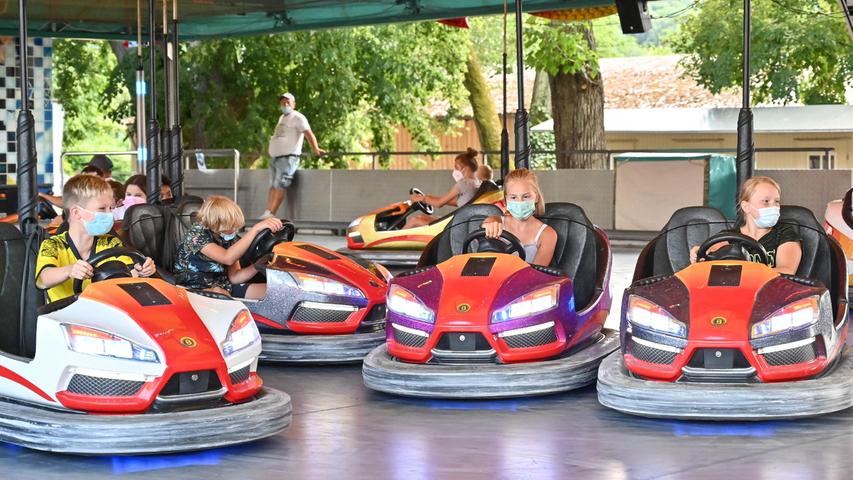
[457,303,471,313]
[710,316,727,326]
[180,336,198,348]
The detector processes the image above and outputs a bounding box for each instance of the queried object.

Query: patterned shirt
[174,223,236,290]
[35,232,125,302]
[731,223,802,268]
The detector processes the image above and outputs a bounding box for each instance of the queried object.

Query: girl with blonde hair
[482,168,557,266]
[175,195,284,299]
[690,176,801,274]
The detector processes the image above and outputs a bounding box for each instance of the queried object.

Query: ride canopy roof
[1,0,613,39]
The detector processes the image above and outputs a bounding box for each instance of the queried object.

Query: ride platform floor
[3,239,850,479]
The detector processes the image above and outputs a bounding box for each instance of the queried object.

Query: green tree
[103,23,469,169]
[671,0,853,104]
[53,40,132,178]
[528,19,607,169]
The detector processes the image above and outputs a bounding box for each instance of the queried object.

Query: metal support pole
[513,0,530,170]
[735,0,754,190]
[135,0,147,176]
[16,0,38,235]
[146,0,161,203]
[170,0,184,199]
[500,0,510,182]
[161,0,172,192]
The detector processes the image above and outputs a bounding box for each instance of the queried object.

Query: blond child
[174,195,283,299]
[36,175,155,302]
[482,168,557,266]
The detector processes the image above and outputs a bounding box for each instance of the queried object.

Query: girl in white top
[404,148,482,229]
[482,168,557,266]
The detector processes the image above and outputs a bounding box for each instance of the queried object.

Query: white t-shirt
[268,111,311,158]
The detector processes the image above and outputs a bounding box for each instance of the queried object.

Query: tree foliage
[101,23,469,169]
[671,0,853,104]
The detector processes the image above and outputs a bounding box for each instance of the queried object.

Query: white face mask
[452,169,464,182]
[754,206,780,228]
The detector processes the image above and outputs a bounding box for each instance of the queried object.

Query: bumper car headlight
[491,284,559,323]
[62,324,159,363]
[222,310,261,357]
[387,284,435,323]
[751,295,819,339]
[627,295,687,337]
[289,271,365,298]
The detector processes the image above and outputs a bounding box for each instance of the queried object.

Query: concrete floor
[3,235,850,479]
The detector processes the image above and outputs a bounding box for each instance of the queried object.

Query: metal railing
[295,146,838,170]
[183,149,240,200]
[59,150,138,186]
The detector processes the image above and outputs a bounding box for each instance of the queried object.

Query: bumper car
[362,203,619,398]
[340,181,503,267]
[597,206,853,420]
[823,187,853,285]
[122,202,390,364]
[0,225,291,455]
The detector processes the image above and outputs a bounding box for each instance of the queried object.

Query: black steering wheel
[461,228,526,261]
[37,197,58,220]
[409,187,434,215]
[73,247,149,294]
[695,232,769,265]
[241,221,296,265]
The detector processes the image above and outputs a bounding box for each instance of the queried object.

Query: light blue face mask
[221,232,238,242]
[281,105,293,115]
[507,200,536,221]
[755,206,780,228]
[81,208,115,236]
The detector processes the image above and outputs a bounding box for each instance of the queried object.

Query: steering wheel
[37,197,58,220]
[241,221,296,265]
[695,232,769,265]
[461,228,526,261]
[409,187,434,215]
[73,247,149,294]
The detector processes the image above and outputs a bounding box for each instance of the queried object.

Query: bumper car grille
[629,339,677,365]
[762,343,817,366]
[358,303,387,333]
[392,326,427,348]
[292,304,352,323]
[160,370,222,396]
[502,325,558,349]
[66,374,145,397]
[229,366,251,385]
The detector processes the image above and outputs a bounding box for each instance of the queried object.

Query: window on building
[807,152,835,170]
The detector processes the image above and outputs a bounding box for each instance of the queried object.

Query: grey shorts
[270,155,300,189]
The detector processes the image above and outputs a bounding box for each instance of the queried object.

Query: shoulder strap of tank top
[533,223,548,244]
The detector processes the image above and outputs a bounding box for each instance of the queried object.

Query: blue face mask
[281,105,293,115]
[506,200,536,221]
[221,232,238,242]
[81,208,115,236]
[755,206,780,228]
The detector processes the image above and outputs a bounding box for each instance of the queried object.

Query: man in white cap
[260,92,325,219]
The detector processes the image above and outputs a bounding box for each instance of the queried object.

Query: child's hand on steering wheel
[67,260,94,281]
[482,215,504,239]
[252,217,284,234]
[133,257,156,277]
[409,193,425,204]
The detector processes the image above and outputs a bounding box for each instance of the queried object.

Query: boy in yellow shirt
[36,175,156,302]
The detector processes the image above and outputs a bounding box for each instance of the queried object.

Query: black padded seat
[418,204,503,267]
[779,206,837,295]
[0,223,26,354]
[121,204,177,271]
[173,196,203,242]
[651,207,731,276]
[539,203,599,310]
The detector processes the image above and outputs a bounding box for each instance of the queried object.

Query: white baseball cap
[279,92,295,102]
